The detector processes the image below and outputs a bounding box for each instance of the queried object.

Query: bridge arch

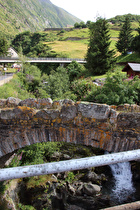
[0,98,140,158]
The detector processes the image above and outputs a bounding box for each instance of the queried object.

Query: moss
[25,175,57,190]
[0,181,6,195]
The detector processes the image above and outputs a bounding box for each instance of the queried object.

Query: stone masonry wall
[0,97,139,157]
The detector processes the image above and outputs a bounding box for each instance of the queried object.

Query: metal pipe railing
[0,149,140,181]
[0,57,86,62]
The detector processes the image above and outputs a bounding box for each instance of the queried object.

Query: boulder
[51,152,62,160]
[84,171,107,184]
[67,183,76,195]
[85,171,100,183]
[83,183,101,196]
[63,154,71,160]
[76,183,83,196]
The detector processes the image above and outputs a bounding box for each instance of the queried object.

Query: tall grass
[117,53,140,63]
[0,75,35,99]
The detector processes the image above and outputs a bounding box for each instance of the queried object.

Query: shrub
[17,203,35,210]
[46,66,70,100]
[0,75,35,99]
[67,61,85,81]
[89,72,140,105]
[65,172,75,183]
[9,142,60,167]
[71,78,96,100]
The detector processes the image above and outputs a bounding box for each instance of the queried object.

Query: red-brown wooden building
[122,63,140,78]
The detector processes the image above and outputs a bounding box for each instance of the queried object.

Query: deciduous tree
[67,61,85,81]
[47,66,70,99]
[0,36,9,56]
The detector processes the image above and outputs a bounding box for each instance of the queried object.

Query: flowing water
[109,161,136,204]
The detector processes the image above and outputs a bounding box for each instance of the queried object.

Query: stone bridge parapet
[0,97,139,157]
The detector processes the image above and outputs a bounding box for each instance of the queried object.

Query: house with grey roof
[7,47,18,58]
[122,63,140,78]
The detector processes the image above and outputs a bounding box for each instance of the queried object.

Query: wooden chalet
[122,63,140,78]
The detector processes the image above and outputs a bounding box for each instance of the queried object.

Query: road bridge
[0,57,86,64]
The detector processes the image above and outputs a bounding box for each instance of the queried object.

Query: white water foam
[109,161,136,203]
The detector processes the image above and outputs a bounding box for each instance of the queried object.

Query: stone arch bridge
[0,97,140,158]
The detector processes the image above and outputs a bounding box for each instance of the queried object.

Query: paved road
[0,73,14,86]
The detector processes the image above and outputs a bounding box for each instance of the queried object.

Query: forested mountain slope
[0,0,81,38]
[108,14,140,28]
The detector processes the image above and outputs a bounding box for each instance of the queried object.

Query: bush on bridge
[9,142,60,167]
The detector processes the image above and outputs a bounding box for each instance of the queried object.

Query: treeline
[11,31,57,58]
[74,21,92,28]
[108,14,140,24]
[74,14,140,29]
[115,16,140,55]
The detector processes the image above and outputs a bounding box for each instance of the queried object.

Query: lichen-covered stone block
[19,98,53,109]
[0,99,7,108]
[6,97,21,108]
[77,102,110,119]
[60,105,77,121]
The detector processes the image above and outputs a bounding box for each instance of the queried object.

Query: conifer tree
[116,17,133,55]
[86,17,116,75]
[131,23,140,54]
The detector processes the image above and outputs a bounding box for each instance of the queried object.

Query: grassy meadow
[46,28,89,59]
[45,24,139,59]
[43,20,140,59]
[48,40,88,58]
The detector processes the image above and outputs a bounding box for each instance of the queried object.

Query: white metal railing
[0,149,140,181]
[0,57,86,63]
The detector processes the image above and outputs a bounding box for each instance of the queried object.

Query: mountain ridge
[0,0,81,37]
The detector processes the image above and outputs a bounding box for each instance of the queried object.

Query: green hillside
[0,0,81,38]
[43,14,140,59]
[108,14,140,26]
